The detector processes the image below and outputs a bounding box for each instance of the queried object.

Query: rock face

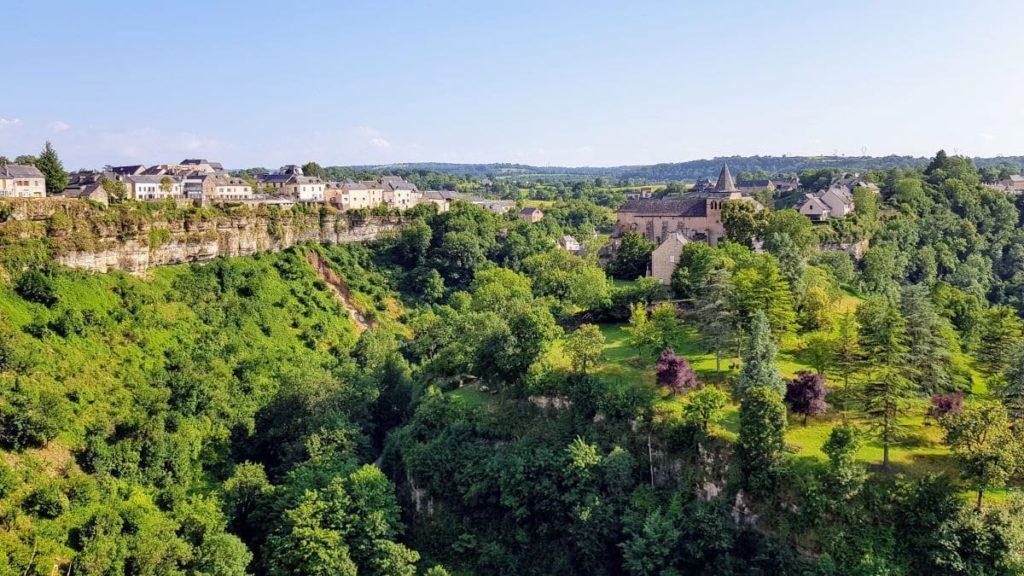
[54,216,396,274]
[0,198,399,274]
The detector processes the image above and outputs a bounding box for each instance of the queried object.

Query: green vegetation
[3,150,1024,574]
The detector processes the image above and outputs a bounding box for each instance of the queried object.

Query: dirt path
[306,251,375,333]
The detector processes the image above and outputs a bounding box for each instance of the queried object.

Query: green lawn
[550,317,968,478]
[448,292,1018,500]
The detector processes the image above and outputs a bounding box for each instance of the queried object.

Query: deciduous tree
[785,371,831,425]
[942,401,1022,511]
[608,232,654,280]
[655,348,697,394]
[625,303,659,359]
[721,200,766,247]
[683,386,727,432]
[564,324,605,375]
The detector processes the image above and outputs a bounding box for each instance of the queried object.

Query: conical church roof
[714,163,737,193]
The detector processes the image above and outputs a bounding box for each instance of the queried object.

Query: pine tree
[900,284,953,393]
[734,311,785,399]
[833,310,862,393]
[864,366,916,470]
[35,141,68,195]
[998,344,1024,421]
[978,306,1023,376]
[694,268,735,373]
[857,294,916,469]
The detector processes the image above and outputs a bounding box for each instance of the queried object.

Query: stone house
[63,183,109,205]
[128,175,182,201]
[419,190,461,212]
[383,187,418,209]
[735,179,776,193]
[615,164,760,246]
[798,193,832,221]
[475,199,514,214]
[0,164,46,198]
[520,207,544,222]
[183,173,216,201]
[651,232,689,285]
[210,175,252,201]
[819,185,855,217]
[328,181,385,211]
[258,168,325,202]
[558,235,582,253]
[994,175,1024,193]
[61,170,112,204]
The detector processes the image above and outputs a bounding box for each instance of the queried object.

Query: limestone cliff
[0,198,400,274]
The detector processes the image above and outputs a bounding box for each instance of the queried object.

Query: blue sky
[2,0,1022,169]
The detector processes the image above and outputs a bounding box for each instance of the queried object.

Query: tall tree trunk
[977,489,984,513]
[647,430,655,488]
[715,348,721,374]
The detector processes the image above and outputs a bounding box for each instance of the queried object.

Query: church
[615,163,761,246]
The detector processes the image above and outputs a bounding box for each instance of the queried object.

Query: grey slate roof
[0,164,45,178]
[713,163,737,193]
[618,196,707,218]
[258,174,294,184]
[128,174,180,184]
[422,190,463,200]
[110,165,145,176]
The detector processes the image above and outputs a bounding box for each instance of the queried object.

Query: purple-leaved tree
[926,392,964,421]
[656,348,698,394]
[785,371,831,425]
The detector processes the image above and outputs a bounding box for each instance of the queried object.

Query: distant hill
[346,155,1024,182]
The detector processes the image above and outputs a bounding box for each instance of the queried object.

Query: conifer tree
[694,268,735,373]
[978,306,1023,376]
[35,141,68,195]
[833,310,862,393]
[900,284,953,393]
[857,294,915,469]
[822,423,864,500]
[734,311,785,399]
[998,344,1024,421]
[739,385,787,495]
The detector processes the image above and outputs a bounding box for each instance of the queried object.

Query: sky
[2,0,1023,169]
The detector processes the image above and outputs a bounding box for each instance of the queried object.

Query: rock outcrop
[0,198,399,274]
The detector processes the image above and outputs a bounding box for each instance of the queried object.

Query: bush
[51,308,86,337]
[23,483,69,518]
[0,461,16,498]
[15,269,58,307]
[0,390,65,450]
